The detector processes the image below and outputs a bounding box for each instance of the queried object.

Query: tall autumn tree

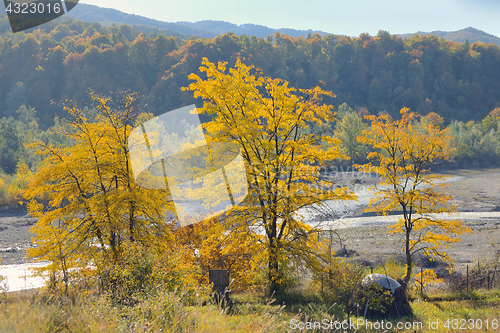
[356,108,471,288]
[184,58,354,295]
[25,92,173,287]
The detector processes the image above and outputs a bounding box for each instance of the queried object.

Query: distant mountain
[176,20,329,39]
[67,4,216,38]
[398,27,500,46]
[67,4,500,45]
[68,4,329,39]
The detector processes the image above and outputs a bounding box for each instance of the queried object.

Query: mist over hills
[67,4,329,39]
[67,4,500,45]
[175,20,329,39]
[0,3,498,44]
[65,4,216,38]
[398,27,500,46]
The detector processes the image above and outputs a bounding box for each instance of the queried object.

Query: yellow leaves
[0,177,6,205]
[27,199,43,217]
[357,107,468,284]
[3,162,34,204]
[468,48,481,60]
[173,217,265,291]
[26,92,173,277]
[412,268,444,293]
[184,58,355,292]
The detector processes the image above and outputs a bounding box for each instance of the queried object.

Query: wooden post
[209,269,230,305]
[420,266,423,295]
[466,265,469,293]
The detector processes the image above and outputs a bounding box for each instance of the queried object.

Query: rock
[362,274,400,293]
[0,247,19,253]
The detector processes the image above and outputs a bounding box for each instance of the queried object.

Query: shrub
[94,242,210,305]
[354,283,395,318]
[0,272,6,296]
[314,257,367,313]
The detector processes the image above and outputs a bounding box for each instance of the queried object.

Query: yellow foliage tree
[25,92,174,291]
[0,177,6,205]
[7,161,33,204]
[184,58,354,294]
[489,107,500,118]
[173,217,266,292]
[414,268,444,294]
[356,108,471,288]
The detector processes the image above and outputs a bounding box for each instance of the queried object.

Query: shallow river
[2,209,500,292]
[0,262,49,292]
[0,174,496,292]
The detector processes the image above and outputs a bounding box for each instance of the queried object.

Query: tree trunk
[403,228,412,290]
[268,238,281,296]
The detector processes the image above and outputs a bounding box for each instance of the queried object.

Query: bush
[94,242,211,305]
[0,258,5,297]
[373,259,407,280]
[0,273,6,296]
[354,283,395,318]
[0,173,16,206]
[314,257,367,313]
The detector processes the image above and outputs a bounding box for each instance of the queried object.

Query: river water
[0,262,48,292]
[1,174,498,292]
[1,208,499,292]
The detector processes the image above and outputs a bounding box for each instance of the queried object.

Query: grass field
[1,287,500,332]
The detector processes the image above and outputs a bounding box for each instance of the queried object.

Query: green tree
[0,117,21,174]
[334,110,367,164]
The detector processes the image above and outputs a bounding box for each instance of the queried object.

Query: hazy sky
[80,0,500,37]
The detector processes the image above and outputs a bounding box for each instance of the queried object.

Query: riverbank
[1,167,500,279]
[0,209,34,265]
[318,167,500,278]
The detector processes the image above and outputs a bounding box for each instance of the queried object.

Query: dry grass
[1,286,500,332]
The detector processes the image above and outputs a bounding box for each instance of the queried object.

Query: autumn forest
[1,11,500,333]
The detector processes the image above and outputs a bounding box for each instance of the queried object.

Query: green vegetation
[0,16,499,332]
[1,283,500,332]
[0,15,500,128]
[2,103,499,207]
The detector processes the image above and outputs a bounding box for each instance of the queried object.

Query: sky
[80,0,500,38]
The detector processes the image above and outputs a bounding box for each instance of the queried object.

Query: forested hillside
[0,13,499,130]
[1,6,500,330]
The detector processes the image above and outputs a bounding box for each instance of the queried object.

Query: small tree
[334,111,368,164]
[356,108,470,288]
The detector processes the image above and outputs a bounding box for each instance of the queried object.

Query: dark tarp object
[360,274,413,318]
